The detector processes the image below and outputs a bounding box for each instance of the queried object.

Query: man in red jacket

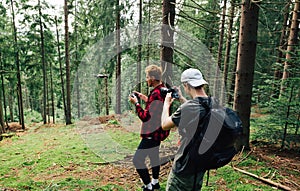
[129,64,169,191]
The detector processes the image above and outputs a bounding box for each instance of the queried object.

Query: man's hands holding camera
[163,92,175,108]
[129,87,186,107]
[163,86,186,106]
[129,91,148,106]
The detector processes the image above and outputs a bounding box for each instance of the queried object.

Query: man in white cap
[161,68,209,190]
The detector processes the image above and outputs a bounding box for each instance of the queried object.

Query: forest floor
[1,117,300,191]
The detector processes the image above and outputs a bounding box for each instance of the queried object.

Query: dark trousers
[133,138,161,185]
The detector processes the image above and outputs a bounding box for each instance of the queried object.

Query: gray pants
[166,170,206,191]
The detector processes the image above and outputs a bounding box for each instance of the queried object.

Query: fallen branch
[0,133,15,139]
[233,166,293,191]
[87,161,110,165]
[234,149,252,165]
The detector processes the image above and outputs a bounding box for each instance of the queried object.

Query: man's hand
[174,86,187,103]
[129,94,139,105]
[161,93,176,130]
[132,91,148,102]
[164,92,174,107]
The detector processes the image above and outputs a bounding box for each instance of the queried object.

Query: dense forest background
[0,0,299,151]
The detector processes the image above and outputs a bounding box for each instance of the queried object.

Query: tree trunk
[233,0,259,151]
[274,1,291,82]
[137,0,142,93]
[215,0,227,101]
[0,53,9,128]
[115,0,121,114]
[223,0,236,104]
[38,0,47,124]
[10,0,25,129]
[55,16,67,121]
[161,0,175,87]
[64,0,72,124]
[50,61,55,123]
[74,0,80,119]
[105,77,109,115]
[47,77,50,123]
[280,1,299,96]
[147,0,151,67]
[228,45,239,106]
[0,59,5,134]
[0,92,5,134]
[8,83,14,122]
[281,86,294,149]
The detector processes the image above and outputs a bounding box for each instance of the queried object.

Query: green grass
[0,124,103,190]
[1,121,298,190]
[107,129,140,151]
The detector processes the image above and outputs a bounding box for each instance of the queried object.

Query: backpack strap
[192,94,211,185]
[198,96,212,112]
[191,97,212,189]
[206,169,210,186]
[192,96,212,140]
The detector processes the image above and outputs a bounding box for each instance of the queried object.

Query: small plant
[108,119,119,125]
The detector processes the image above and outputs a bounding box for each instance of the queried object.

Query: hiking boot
[142,185,153,191]
[152,183,160,190]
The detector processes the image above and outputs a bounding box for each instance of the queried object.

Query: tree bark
[104,77,109,115]
[55,16,67,121]
[147,0,151,67]
[280,0,299,96]
[74,0,80,119]
[161,0,175,87]
[49,61,55,124]
[0,53,9,128]
[137,0,142,93]
[273,1,291,98]
[10,0,25,129]
[274,1,291,81]
[228,45,239,106]
[0,93,5,134]
[233,0,259,151]
[8,83,14,122]
[215,0,227,101]
[38,0,47,124]
[281,86,294,149]
[64,0,72,124]
[223,0,236,104]
[115,0,121,114]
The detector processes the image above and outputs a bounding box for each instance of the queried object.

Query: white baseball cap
[181,68,208,87]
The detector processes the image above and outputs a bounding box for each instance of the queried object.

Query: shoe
[142,185,153,191]
[152,183,160,190]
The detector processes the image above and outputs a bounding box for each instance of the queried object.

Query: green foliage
[252,78,300,149]
[23,109,43,123]
[107,119,120,125]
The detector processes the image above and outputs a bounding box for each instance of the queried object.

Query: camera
[130,92,138,98]
[130,92,140,102]
[160,87,179,99]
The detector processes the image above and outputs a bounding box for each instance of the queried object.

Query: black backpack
[188,97,243,172]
